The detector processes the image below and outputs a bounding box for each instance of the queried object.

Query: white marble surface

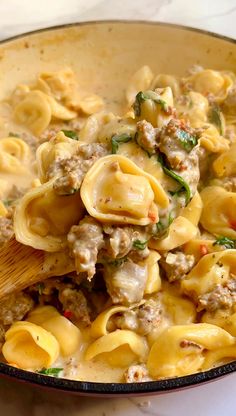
[0,0,236,415]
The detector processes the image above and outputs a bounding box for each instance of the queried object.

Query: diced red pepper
[229,220,236,231]
[63,310,73,319]
[199,244,208,257]
[148,211,158,223]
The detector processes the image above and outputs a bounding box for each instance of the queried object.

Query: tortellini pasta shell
[183,238,224,262]
[181,249,236,297]
[0,137,31,163]
[179,191,203,226]
[80,155,169,225]
[38,68,77,101]
[198,123,229,153]
[143,250,161,294]
[2,321,59,370]
[202,345,236,370]
[151,73,180,97]
[200,186,236,238]
[176,91,209,124]
[162,291,196,325]
[147,323,234,378]
[0,200,7,216]
[97,116,136,145]
[135,87,173,127]
[27,306,81,356]
[126,65,154,107]
[36,131,80,183]
[85,329,148,367]
[90,305,130,339]
[213,143,236,177]
[46,95,77,120]
[14,90,52,135]
[149,216,198,251]
[14,179,84,251]
[186,69,233,103]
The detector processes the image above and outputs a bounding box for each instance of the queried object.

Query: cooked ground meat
[114,298,162,335]
[0,217,14,247]
[68,217,104,280]
[104,259,147,305]
[0,324,5,349]
[50,143,108,195]
[135,120,157,154]
[160,251,195,282]
[103,225,149,261]
[0,292,34,326]
[198,279,236,312]
[123,364,152,383]
[158,119,200,195]
[59,287,91,327]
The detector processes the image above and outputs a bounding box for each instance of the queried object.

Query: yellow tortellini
[181,250,236,298]
[36,131,80,183]
[185,69,233,103]
[198,123,229,153]
[81,154,169,225]
[85,329,148,367]
[149,216,198,251]
[176,91,209,124]
[14,90,52,135]
[14,179,84,251]
[147,323,234,378]
[126,65,154,108]
[27,306,81,356]
[151,73,180,97]
[134,87,173,127]
[213,143,236,177]
[2,321,59,370]
[200,186,236,238]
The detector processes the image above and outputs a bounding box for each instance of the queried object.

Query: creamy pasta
[0,65,236,383]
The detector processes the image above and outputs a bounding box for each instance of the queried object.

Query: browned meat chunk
[124,364,152,383]
[198,279,236,312]
[104,259,147,305]
[103,225,149,261]
[158,119,200,195]
[114,298,162,335]
[59,288,91,327]
[160,251,195,282]
[136,120,157,155]
[67,217,104,280]
[0,217,14,247]
[0,292,34,326]
[50,143,108,195]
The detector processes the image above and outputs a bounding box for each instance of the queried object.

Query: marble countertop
[0,0,236,415]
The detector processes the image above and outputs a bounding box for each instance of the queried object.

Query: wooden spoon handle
[0,239,45,299]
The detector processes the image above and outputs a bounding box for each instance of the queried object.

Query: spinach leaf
[38,368,63,377]
[133,91,168,117]
[8,132,20,138]
[176,129,198,152]
[133,239,148,250]
[111,133,132,154]
[209,106,223,135]
[213,236,236,249]
[61,130,79,140]
[158,153,191,204]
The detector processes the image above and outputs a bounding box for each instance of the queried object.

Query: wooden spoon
[0,239,75,300]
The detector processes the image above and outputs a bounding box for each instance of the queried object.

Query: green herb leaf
[8,132,20,138]
[168,212,174,226]
[111,133,132,154]
[38,368,63,377]
[133,239,148,250]
[213,236,236,249]
[108,256,128,267]
[133,91,168,117]
[36,283,45,295]
[176,129,198,152]
[3,199,13,207]
[61,130,79,140]
[158,153,191,205]
[155,221,165,233]
[209,106,223,135]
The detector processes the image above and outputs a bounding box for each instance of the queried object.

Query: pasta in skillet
[0,64,236,383]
